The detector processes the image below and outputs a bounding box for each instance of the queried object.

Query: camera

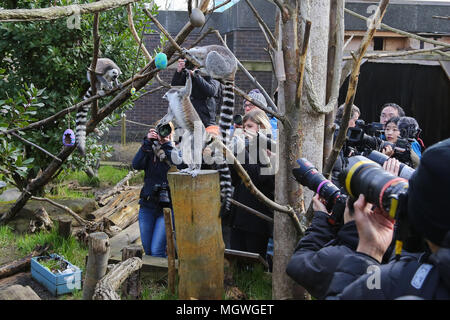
[233,114,243,126]
[366,150,415,180]
[152,183,171,208]
[346,120,384,155]
[293,158,347,226]
[156,122,172,139]
[339,155,425,254]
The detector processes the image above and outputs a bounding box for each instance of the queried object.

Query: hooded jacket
[326,232,450,299]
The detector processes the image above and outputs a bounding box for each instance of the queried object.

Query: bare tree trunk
[121,245,143,300]
[273,0,329,300]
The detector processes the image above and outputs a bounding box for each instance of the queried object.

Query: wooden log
[109,221,141,255]
[57,217,72,239]
[88,187,139,221]
[0,245,49,280]
[163,208,176,295]
[92,257,142,300]
[28,207,53,233]
[0,285,41,300]
[167,170,224,300]
[121,245,143,300]
[82,232,110,300]
[103,198,140,230]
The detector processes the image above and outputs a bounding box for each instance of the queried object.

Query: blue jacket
[326,232,450,300]
[286,211,359,299]
[132,139,179,209]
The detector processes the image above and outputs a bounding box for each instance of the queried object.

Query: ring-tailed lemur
[76,58,122,156]
[161,72,207,177]
[185,45,237,215]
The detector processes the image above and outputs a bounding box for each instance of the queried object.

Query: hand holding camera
[177,58,186,73]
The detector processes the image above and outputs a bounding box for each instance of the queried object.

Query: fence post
[121,114,126,146]
[167,170,224,300]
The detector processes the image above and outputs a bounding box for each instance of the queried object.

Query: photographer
[382,117,420,168]
[131,122,180,257]
[286,194,359,299]
[326,138,450,299]
[227,109,275,260]
[171,58,221,128]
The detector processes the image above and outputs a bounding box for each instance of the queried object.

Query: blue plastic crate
[31,254,82,296]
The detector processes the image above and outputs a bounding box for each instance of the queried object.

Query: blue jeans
[138,206,167,257]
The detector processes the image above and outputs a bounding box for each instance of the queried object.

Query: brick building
[109,0,450,146]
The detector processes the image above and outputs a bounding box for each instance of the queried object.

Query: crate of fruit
[31,253,82,296]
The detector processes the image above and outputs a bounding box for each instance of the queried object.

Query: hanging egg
[130,87,136,95]
[190,8,205,28]
[155,52,168,70]
[63,129,75,147]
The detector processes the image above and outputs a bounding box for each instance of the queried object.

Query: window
[373,37,384,51]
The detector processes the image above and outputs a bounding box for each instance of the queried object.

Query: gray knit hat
[245,89,267,108]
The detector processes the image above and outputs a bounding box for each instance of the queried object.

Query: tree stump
[28,207,53,233]
[57,217,72,239]
[121,245,143,299]
[82,232,110,300]
[167,170,224,300]
[163,207,176,295]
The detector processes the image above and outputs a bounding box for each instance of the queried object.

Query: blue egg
[155,52,168,70]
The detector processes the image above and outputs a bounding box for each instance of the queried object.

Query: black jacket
[131,139,180,209]
[171,71,220,127]
[326,232,450,299]
[286,211,359,299]
[227,142,274,237]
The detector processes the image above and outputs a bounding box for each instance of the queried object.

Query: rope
[125,119,153,127]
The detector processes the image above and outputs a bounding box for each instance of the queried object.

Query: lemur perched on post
[76,58,122,156]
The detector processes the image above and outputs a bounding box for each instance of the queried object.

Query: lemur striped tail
[76,88,92,156]
[217,80,235,215]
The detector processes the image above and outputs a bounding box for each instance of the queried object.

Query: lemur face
[105,68,120,81]
[163,88,182,102]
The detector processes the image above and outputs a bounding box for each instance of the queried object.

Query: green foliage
[0,0,160,189]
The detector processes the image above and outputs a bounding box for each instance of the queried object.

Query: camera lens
[340,155,408,218]
[366,150,415,180]
[292,158,341,211]
[233,114,243,126]
[156,123,172,138]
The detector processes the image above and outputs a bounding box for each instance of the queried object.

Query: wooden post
[121,114,126,146]
[163,207,176,295]
[121,244,143,299]
[167,170,224,300]
[82,232,110,300]
[57,217,72,239]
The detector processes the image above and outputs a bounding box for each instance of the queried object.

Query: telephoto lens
[292,159,342,212]
[339,155,409,219]
[367,150,415,180]
[233,114,243,126]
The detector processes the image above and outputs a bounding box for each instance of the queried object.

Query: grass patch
[0,225,15,248]
[56,166,131,188]
[232,264,272,300]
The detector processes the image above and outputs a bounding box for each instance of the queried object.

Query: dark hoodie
[286,211,359,300]
[326,232,450,299]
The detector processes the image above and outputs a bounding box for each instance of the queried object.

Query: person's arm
[191,74,218,97]
[132,138,153,170]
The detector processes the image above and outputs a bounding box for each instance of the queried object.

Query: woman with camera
[227,109,275,261]
[132,122,179,257]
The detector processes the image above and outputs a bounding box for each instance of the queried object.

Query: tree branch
[343,45,448,60]
[207,0,231,14]
[10,132,62,163]
[323,0,390,179]
[295,20,311,108]
[244,0,276,48]
[30,196,89,226]
[228,198,274,224]
[211,136,303,236]
[0,0,143,22]
[212,29,280,114]
[90,5,101,120]
[345,8,450,49]
[127,4,152,62]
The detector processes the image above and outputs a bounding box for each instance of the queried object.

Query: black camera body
[346,120,384,155]
[152,183,171,208]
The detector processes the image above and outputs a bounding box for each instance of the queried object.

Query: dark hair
[335,104,360,124]
[385,116,400,127]
[184,59,195,70]
[381,103,405,117]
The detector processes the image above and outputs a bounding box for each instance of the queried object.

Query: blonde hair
[243,109,271,132]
